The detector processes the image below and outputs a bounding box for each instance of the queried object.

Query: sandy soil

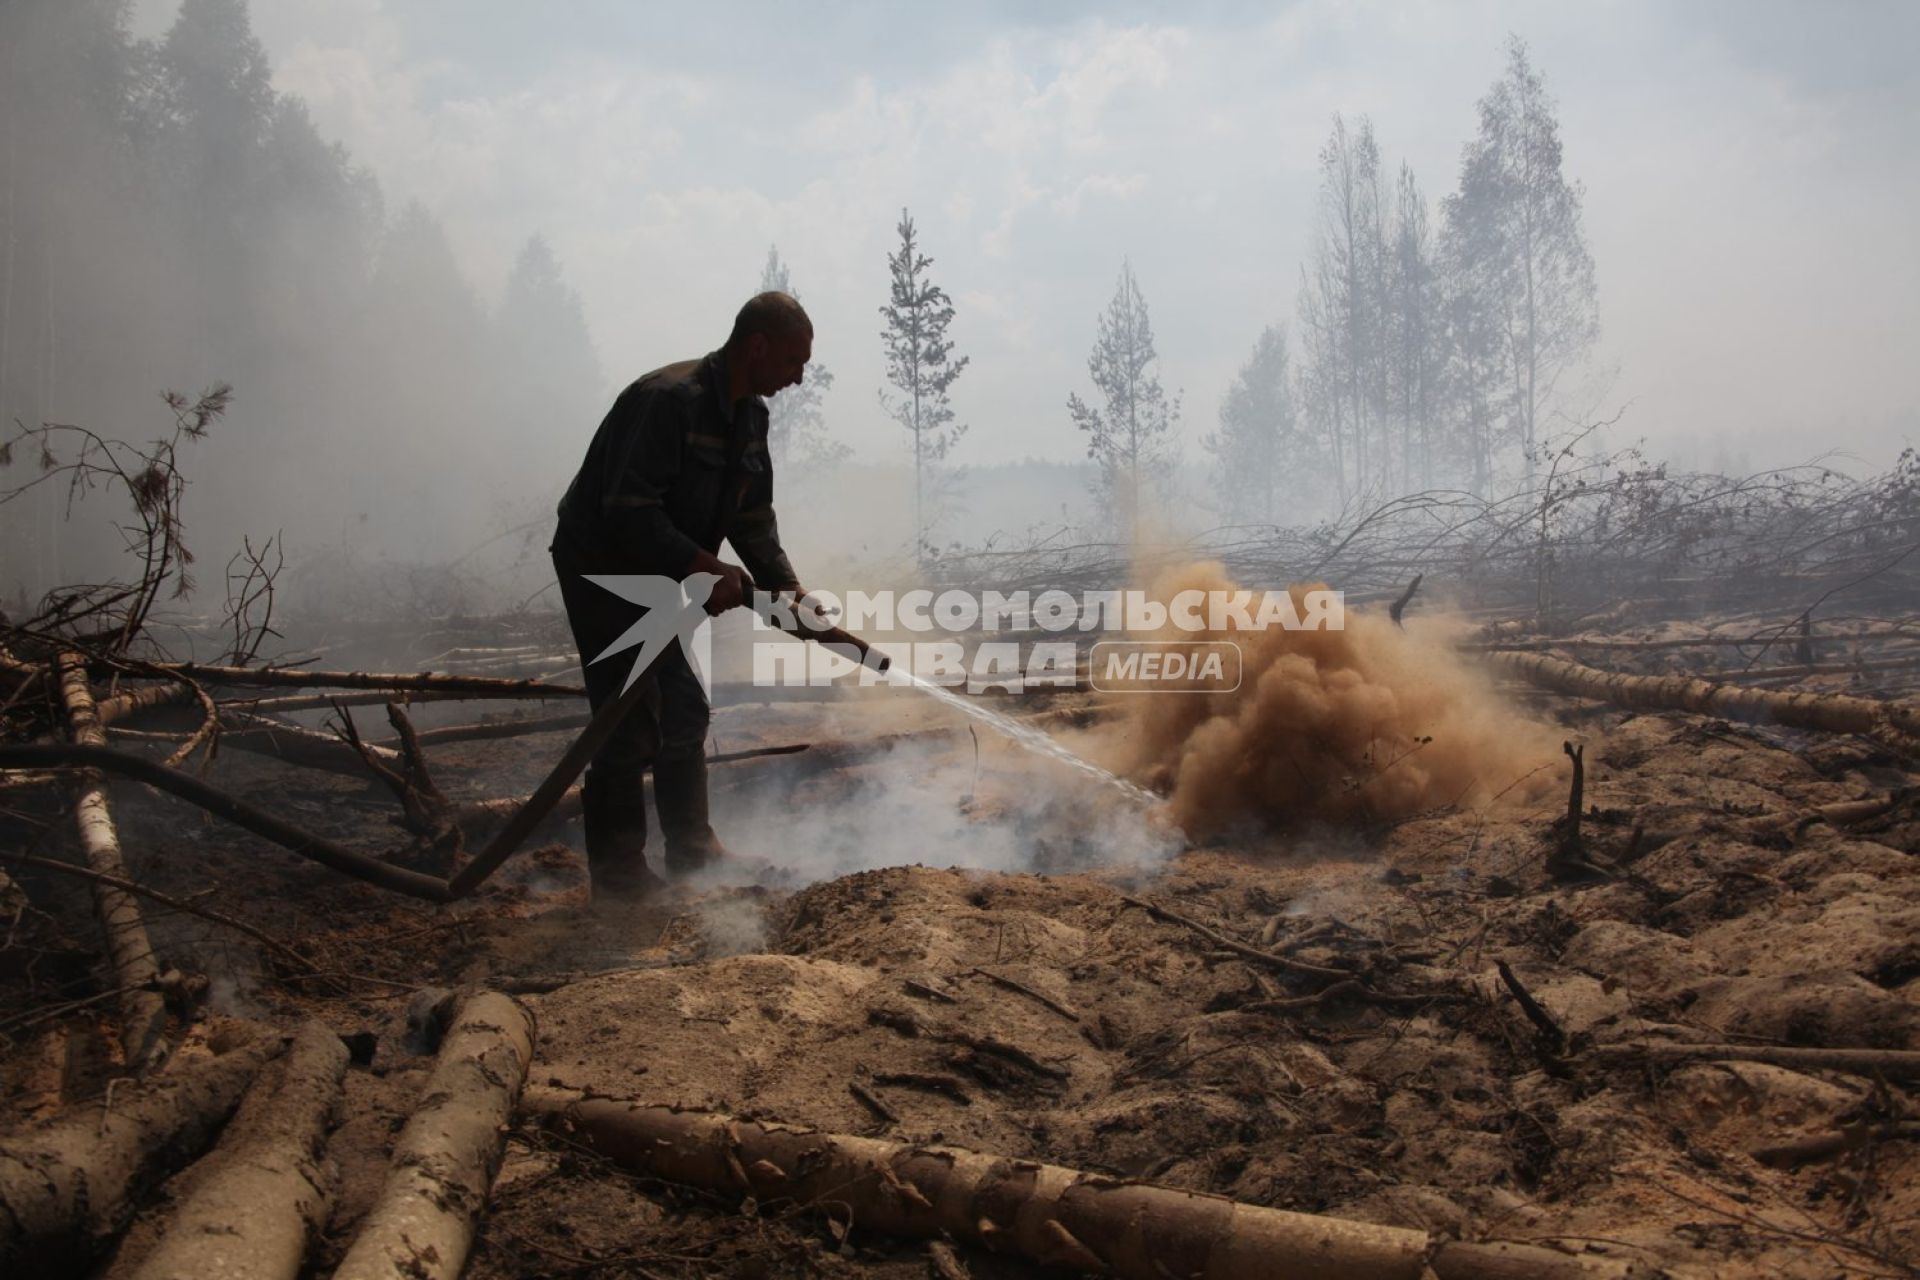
[3,678,1915,1278]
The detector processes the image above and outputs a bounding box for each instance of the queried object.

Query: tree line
[879,37,1597,551]
[1,2,1595,578]
[0,0,601,582]
[1212,36,1598,523]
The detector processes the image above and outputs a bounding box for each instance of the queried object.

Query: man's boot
[651,754,728,877]
[580,770,665,902]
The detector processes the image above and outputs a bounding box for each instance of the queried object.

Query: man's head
[724,291,813,398]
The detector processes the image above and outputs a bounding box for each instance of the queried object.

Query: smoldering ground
[669,731,1182,953]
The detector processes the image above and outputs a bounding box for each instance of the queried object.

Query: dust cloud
[1095,562,1563,840]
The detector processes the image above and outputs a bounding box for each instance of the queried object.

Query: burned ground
[4,653,1915,1279]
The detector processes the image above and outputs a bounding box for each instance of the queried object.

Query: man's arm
[730,483,799,595]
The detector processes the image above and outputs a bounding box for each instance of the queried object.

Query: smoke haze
[4,1,1914,621]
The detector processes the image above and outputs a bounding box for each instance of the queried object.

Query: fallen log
[1586,1042,1920,1078]
[1488,650,1920,740]
[1120,895,1356,981]
[377,710,589,749]
[1467,623,1920,654]
[126,1021,349,1280]
[446,742,812,837]
[94,682,197,725]
[1752,1121,1920,1167]
[523,1091,1642,1280]
[1717,653,1920,682]
[0,1034,283,1270]
[225,688,577,715]
[0,743,454,900]
[141,661,585,698]
[56,652,169,1069]
[1741,789,1912,839]
[1,637,862,905]
[331,992,534,1280]
[97,682,581,728]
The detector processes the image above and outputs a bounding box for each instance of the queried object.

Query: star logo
[581,572,721,694]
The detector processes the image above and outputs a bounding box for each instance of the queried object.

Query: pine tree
[1203,324,1297,525]
[501,236,599,395]
[878,209,967,558]
[496,235,600,480]
[1068,260,1180,539]
[152,0,277,322]
[758,245,844,473]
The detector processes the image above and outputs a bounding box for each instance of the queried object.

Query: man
[551,291,812,900]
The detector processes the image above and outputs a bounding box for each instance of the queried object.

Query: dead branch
[0,849,317,978]
[1721,654,1920,682]
[219,533,283,667]
[1120,895,1357,981]
[1752,1121,1920,1168]
[330,704,458,868]
[220,688,576,716]
[867,1007,1071,1082]
[126,1021,347,1280]
[332,992,533,1280]
[1496,960,1569,1055]
[848,1080,900,1126]
[1239,977,1468,1014]
[869,1072,973,1105]
[491,958,692,995]
[56,652,169,1069]
[0,1033,282,1270]
[0,743,451,900]
[1548,742,1607,880]
[1586,1042,1920,1078]
[1464,624,1920,654]
[142,662,585,698]
[524,1090,1641,1279]
[1741,789,1912,840]
[1388,573,1423,627]
[969,967,1081,1022]
[445,742,812,838]
[3,642,830,909]
[376,710,590,749]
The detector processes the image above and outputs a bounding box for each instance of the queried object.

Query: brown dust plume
[1090,563,1562,839]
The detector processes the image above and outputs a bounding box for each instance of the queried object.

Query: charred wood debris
[1,417,1917,1277]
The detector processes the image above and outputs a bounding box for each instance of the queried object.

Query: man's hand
[688,551,752,614]
[790,588,840,626]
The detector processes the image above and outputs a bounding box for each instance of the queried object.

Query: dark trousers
[553,552,711,867]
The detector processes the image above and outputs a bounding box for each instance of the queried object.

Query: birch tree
[1296,115,1386,502]
[1450,36,1598,480]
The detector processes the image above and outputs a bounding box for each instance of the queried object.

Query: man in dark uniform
[551,291,811,899]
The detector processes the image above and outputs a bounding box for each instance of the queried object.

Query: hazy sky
[133,0,1920,474]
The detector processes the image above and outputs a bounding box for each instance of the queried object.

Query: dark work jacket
[552,351,797,589]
